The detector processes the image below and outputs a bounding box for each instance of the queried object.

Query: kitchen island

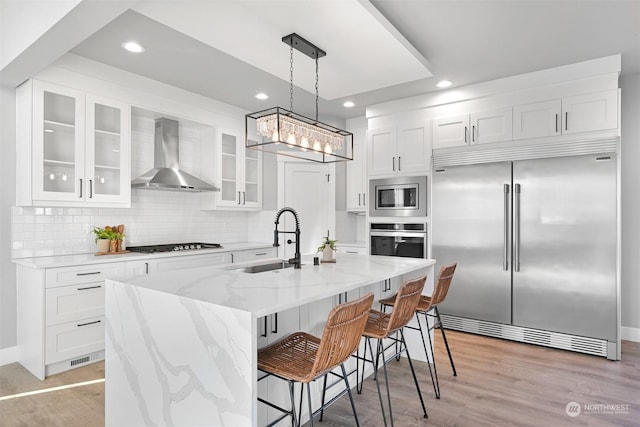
[105,253,435,426]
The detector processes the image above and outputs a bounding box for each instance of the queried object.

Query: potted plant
[317,237,337,262]
[92,226,114,253]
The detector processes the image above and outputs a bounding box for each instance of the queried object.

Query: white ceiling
[70,0,640,120]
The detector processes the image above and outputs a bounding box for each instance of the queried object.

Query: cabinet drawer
[45,316,104,364]
[45,263,125,288]
[46,283,104,326]
[153,253,231,272]
[339,245,367,255]
[233,247,277,263]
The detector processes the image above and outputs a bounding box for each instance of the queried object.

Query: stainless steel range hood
[131,118,218,192]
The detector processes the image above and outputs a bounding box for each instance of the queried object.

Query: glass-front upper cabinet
[244,144,261,207]
[85,94,130,203]
[21,80,131,207]
[214,129,262,209]
[219,131,238,205]
[35,81,85,201]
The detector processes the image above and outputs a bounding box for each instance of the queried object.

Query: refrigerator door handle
[504,184,510,271]
[514,183,521,272]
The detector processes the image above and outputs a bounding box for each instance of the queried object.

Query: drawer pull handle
[346,251,358,254]
[77,320,101,327]
[77,285,101,291]
[76,272,101,276]
[255,252,268,256]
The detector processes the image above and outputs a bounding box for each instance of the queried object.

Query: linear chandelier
[246,33,353,163]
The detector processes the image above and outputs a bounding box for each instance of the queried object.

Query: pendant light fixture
[246,33,353,163]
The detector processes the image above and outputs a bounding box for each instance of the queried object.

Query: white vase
[322,245,334,261]
[96,239,109,253]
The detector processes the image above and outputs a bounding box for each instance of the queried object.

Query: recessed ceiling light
[343,101,355,108]
[436,80,452,88]
[255,93,269,100]
[121,41,145,53]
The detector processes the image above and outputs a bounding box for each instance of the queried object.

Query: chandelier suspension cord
[315,56,319,121]
[290,45,294,112]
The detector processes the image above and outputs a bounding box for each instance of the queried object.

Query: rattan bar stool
[379,263,458,400]
[257,292,374,427]
[355,276,428,427]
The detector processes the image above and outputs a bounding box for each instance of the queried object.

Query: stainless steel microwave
[369,176,428,217]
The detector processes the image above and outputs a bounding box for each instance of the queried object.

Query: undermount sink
[230,260,295,274]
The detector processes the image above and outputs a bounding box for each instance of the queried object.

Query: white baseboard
[621,326,640,343]
[0,346,17,366]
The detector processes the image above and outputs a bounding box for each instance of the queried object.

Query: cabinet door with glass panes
[216,128,262,209]
[29,80,130,206]
[84,94,130,204]
[243,140,262,208]
[32,80,86,202]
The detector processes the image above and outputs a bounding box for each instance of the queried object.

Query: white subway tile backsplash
[11,194,253,259]
[35,216,55,224]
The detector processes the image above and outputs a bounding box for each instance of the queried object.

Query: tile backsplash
[11,191,252,258]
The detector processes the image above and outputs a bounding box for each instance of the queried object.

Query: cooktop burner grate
[127,243,223,253]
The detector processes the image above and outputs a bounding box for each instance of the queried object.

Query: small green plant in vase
[317,237,337,262]
[92,226,115,253]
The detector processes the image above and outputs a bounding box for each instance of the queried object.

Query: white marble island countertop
[105,254,436,427]
[119,253,435,317]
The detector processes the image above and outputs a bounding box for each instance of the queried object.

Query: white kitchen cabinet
[125,252,232,278]
[17,261,126,379]
[433,107,512,149]
[208,128,262,209]
[346,127,367,212]
[152,252,231,272]
[513,99,562,140]
[17,79,130,207]
[561,90,618,134]
[230,247,277,263]
[368,121,431,177]
[339,244,367,255]
[513,90,618,140]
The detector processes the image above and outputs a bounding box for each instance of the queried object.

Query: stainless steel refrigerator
[432,148,619,359]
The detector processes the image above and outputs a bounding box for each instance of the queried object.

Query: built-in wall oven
[369,176,428,217]
[370,223,428,259]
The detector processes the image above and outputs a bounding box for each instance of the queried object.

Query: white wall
[620,72,640,333]
[0,85,18,352]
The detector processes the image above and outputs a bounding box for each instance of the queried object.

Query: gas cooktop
[127,243,223,254]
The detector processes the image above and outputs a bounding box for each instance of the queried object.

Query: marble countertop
[109,253,436,317]
[11,242,274,269]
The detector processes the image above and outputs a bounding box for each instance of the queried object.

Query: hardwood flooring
[1,331,638,427]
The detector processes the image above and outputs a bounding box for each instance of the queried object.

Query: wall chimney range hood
[131,118,218,192]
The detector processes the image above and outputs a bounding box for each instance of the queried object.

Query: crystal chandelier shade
[245,33,353,163]
[246,107,353,162]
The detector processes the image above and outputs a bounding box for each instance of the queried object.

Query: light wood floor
[1,331,638,427]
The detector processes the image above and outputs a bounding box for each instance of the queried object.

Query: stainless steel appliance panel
[512,154,617,340]
[433,162,512,324]
[369,176,427,217]
[370,223,427,258]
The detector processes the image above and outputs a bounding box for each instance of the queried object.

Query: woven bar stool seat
[355,275,429,427]
[379,263,458,400]
[258,332,322,383]
[258,292,374,427]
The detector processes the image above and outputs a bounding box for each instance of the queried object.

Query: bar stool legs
[319,365,360,426]
[358,330,428,427]
[435,306,457,376]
